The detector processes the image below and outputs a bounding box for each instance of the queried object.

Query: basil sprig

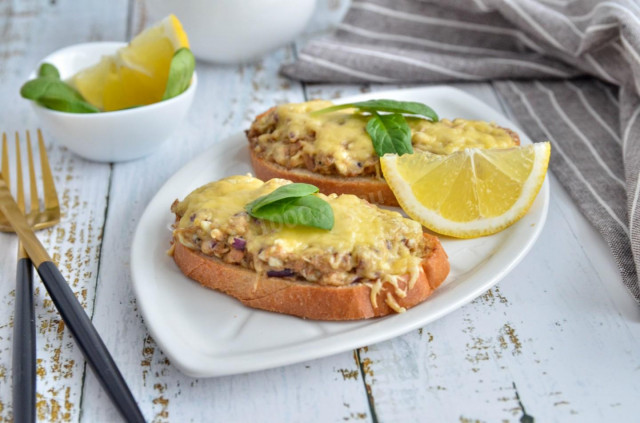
[20,63,100,113]
[163,47,196,100]
[245,183,334,230]
[311,99,439,157]
[312,99,438,122]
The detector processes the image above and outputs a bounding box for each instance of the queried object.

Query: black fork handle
[12,256,36,423]
[36,261,145,423]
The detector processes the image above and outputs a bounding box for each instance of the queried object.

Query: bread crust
[172,233,449,320]
[247,107,520,206]
[250,149,399,206]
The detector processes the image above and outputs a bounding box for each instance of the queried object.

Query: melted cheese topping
[173,175,426,298]
[409,116,516,154]
[175,175,277,231]
[250,194,421,278]
[251,100,517,177]
[273,101,374,175]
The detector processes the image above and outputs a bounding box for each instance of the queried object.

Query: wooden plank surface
[0,1,127,421]
[0,1,639,422]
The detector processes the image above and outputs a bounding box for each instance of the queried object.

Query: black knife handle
[36,261,145,423]
[12,257,36,423]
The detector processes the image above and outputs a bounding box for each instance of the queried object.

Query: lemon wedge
[380,142,551,238]
[71,14,189,111]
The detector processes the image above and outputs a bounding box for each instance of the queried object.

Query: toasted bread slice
[247,104,521,206]
[172,233,449,320]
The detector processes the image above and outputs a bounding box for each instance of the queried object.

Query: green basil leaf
[356,99,438,121]
[366,112,413,156]
[37,97,100,113]
[245,183,319,213]
[312,99,439,122]
[21,78,83,102]
[162,47,196,100]
[245,183,334,230]
[250,195,334,230]
[20,77,99,113]
[38,63,60,79]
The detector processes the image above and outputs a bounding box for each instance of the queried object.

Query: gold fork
[0,130,60,232]
[1,130,59,423]
[0,133,145,422]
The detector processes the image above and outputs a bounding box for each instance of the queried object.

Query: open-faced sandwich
[170,175,449,320]
[247,100,520,206]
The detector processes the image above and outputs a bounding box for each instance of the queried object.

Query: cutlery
[0,131,145,423]
[1,131,61,423]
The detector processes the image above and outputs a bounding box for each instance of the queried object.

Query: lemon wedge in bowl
[380,142,551,238]
[71,14,189,111]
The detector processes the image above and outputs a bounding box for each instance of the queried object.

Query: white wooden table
[1,1,639,422]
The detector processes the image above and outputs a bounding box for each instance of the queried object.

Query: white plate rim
[130,85,550,377]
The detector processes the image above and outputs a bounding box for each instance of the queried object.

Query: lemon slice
[380,142,550,238]
[71,14,189,111]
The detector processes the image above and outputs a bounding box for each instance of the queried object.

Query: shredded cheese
[385,292,406,314]
[367,280,382,309]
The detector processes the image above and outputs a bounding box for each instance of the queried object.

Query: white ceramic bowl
[147,0,317,63]
[29,42,197,162]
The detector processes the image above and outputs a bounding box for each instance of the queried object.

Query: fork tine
[37,129,58,211]
[1,132,8,186]
[26,131,39,218]
[15,132,25,214]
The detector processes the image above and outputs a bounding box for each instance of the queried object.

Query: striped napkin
[281,0,640,302]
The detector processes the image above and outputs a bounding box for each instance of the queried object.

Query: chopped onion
[267,269,294,278]
[232,237,246,250]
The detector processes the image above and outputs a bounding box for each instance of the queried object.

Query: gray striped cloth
[281,0,640,302]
